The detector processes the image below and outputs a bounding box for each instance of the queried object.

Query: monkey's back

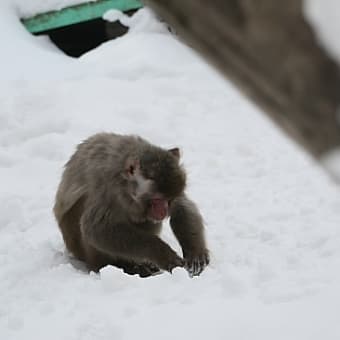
[54,132,140,219]
[53,133,148,269]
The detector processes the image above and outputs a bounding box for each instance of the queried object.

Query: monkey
[54,132,209,277]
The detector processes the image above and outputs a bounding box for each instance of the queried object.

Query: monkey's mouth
[149,198,169,221]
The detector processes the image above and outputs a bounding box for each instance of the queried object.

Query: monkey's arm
[170,195,210,277]
[81,202,183,272]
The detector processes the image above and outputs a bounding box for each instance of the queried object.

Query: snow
[103,8,168,34]
[322,148,340,183]
[12,0,95,18]
[1,2,340,340]
[304,0,340,61]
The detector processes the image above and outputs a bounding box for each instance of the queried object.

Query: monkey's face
[124,147,186,222]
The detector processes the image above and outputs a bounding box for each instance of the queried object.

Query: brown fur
[54,133,209,277]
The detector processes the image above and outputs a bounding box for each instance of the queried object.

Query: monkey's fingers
[128,262,160,278]
[185,252,210,277]
[167,257,185,274]
[137,262,162,278]
[145,262,161,273]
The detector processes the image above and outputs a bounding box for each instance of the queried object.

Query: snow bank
[103,7,168,34]
[11,0,94,18]
[1,3,340,340]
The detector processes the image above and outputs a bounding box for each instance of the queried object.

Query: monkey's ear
[168,148,180,160]
[124,158,140,178]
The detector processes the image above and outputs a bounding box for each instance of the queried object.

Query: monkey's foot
[185,251,210,277]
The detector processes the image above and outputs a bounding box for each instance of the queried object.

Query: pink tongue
[151,199,168,221]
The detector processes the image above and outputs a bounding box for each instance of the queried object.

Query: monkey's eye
[128,165,135,175]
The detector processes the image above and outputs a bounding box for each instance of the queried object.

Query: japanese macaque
[54,133,209,277]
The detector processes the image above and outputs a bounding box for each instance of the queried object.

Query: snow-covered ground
[1,2,340,340]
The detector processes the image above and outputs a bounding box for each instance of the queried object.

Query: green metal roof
[22,0,143,34]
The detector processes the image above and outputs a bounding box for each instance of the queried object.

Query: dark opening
[38,10,137,57]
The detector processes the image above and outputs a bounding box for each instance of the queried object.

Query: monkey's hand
[184,249,210,277]
[157,247,184,274]
[134,262,162,278]
[121,261,161,278]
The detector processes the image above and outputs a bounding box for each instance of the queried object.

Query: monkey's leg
[170,195,210,277]
[81,207,183,272]
[58,198,86,262]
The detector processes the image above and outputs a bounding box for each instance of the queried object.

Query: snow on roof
[13,0,96,18]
